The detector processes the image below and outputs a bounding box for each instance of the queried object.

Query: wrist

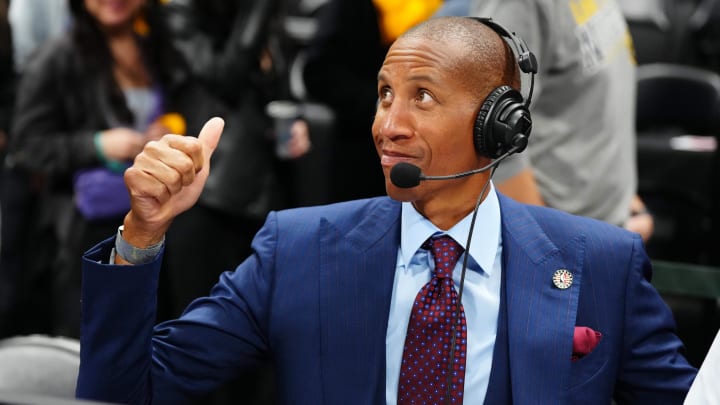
[93,131,127,173]
[115,225,164,265]
[122,212,167,248]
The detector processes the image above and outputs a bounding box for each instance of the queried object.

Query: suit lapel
[319,198,401,404]
[499,196,587,404]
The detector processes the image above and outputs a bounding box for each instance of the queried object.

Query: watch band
[114,225,164,265]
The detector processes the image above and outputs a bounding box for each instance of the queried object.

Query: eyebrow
[377,71,441,85]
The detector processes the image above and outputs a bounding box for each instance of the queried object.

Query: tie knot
[423,235,464,279]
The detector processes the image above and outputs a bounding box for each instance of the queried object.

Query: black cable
[444,165,498,405]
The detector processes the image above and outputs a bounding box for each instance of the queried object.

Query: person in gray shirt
[8,0,71,73]
[471,0,654,241]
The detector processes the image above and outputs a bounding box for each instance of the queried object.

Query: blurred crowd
[0,0,467,343]
[0,0,719,404]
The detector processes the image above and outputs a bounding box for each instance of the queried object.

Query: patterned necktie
[398,235,467,404]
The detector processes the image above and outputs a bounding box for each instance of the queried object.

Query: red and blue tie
[398,235,467,404]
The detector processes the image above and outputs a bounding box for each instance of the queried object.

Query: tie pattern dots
[398,235,467,404]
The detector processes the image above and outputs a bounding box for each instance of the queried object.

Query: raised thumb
[197,117,224,155]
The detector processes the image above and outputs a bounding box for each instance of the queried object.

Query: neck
[107,26,139,62]
[109,32,151,88]
[412,175,491,230]
[108,29,137,47]
[101,19,135,40]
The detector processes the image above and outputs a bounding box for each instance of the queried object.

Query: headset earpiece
[474,86,531,158]
[469,17,536,159]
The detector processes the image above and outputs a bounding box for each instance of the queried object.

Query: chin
[385,182,418,202]
[103,16,133,27]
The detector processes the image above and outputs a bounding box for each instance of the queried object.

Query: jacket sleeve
[613,235,697,403]
[76,213,277,404]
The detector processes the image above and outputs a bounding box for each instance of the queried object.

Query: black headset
[469,17,538,159]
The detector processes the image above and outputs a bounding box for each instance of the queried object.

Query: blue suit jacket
[77,195,696,404]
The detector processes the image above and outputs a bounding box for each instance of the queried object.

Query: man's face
[373,36,485,204]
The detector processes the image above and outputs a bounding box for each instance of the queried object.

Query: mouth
[380,150,415,169]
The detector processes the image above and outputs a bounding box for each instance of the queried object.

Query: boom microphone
[390,144,520,188]
[390,163,423,188]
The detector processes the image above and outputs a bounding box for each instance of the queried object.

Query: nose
[374,99,414,142]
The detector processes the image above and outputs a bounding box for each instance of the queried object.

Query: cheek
[438,116,476,148]
[451,113,479,151]
[430,127,478,165]
[371,112,386,144]
[84,0,98,14]
[93,1,141,22]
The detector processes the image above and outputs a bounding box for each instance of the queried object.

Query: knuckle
[177,157,194,174]
[144,139,161,152]
[186,139,202,155]
[168,167,183,186]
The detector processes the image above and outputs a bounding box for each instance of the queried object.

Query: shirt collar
[400,182,502,276]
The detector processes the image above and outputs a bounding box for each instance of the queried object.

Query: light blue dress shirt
[385,184,503,404]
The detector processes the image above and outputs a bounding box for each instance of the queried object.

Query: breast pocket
[568,338,609,391]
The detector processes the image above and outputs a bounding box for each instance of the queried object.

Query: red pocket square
[572,326,602,361]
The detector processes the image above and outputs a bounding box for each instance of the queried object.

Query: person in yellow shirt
[373,0,443,45]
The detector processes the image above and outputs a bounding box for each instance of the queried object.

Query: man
[76,17,695,404]
[471,0,655,242]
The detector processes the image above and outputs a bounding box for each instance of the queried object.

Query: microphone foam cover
[390,162,422,188]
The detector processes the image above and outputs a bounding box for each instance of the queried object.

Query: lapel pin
[552,269,573,289]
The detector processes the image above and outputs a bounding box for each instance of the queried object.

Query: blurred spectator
[3,0,221,338]
[471,0,654,242]
[303,0,441,203]
[0,0,11,140]
[1,0,72,339]
[0,0,13,335]
[433,0,470,17]
[161,0,311,321]
[619,0,720,70]
[0,0,10,153]
[161,1,314,403]
[618,0,667,28]
[8,0,71,72]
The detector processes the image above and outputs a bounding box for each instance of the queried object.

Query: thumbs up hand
[120,117,224,250]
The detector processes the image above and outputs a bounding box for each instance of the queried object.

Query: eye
[416,89,435,104]
[378,86,393,104]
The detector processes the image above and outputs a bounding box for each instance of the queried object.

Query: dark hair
[68,0,182,88]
